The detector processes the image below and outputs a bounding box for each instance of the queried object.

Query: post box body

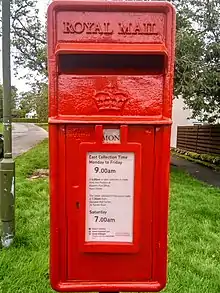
[47,1,176,292]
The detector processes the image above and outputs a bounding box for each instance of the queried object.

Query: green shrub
[187,152,200,159]
[173,148,220,169]
[12,118,39,123]
[200,154,220,165]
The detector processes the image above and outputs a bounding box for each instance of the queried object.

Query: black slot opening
[58,53,166,75]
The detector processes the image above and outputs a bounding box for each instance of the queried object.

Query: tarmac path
[171,154,220,188]
[12,123,48,158]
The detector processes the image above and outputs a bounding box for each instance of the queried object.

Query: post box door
[65,125,155,281]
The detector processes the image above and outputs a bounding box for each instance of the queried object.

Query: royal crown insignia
[93,90,129,111]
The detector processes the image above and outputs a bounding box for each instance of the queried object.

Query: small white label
[103,129,120,144]
[86,152,134,243]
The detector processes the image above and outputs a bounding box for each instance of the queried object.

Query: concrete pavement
[12,123,48,157]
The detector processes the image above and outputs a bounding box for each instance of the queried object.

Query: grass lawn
[0,140,220,292]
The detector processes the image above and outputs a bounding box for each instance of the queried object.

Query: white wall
[171,97,195,148]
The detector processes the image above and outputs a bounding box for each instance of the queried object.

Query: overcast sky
[0,0,51,92]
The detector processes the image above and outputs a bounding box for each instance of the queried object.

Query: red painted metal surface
[79,126,142,255]
[47,1,176,292]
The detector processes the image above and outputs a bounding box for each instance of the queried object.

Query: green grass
[0,141,220,292]
[0,123,15,134]
[36,123,48,132]
[0,139,51,293]
[165,167,220,292]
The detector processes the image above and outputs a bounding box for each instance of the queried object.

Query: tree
[9,0,48,120]
[18,83,48,122]
[0,84,19,119]
[32,82,48,122]
[170,0,220,123]
[18,90,36,117]
[6,0,220,123]
[10,0,47,79]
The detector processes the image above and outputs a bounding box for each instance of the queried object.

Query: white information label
[103,129,120,144]
[86,152,135,243]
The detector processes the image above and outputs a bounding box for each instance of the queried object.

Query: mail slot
[47,1,176,292]
[58,52,166,74]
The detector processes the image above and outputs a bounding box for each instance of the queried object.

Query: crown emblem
[93,91,129,111]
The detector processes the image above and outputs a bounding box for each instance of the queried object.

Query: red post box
[47,1,176,292]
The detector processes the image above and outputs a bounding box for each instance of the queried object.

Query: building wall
[171,97,195,148]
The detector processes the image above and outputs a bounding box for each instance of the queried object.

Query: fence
[176,125,220,155]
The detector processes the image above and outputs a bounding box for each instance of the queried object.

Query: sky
[0,0,51,93]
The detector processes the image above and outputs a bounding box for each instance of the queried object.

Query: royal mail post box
[47,1,176,292]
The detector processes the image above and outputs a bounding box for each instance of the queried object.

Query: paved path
[171,154,220,188]
[12,123,48,158]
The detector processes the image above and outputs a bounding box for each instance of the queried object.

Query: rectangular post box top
[47,1,176,124]
[48,1,175,48]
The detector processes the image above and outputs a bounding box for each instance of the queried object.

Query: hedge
[12,118,39,123]
[173,148,220,165]
[172,148,220,171]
